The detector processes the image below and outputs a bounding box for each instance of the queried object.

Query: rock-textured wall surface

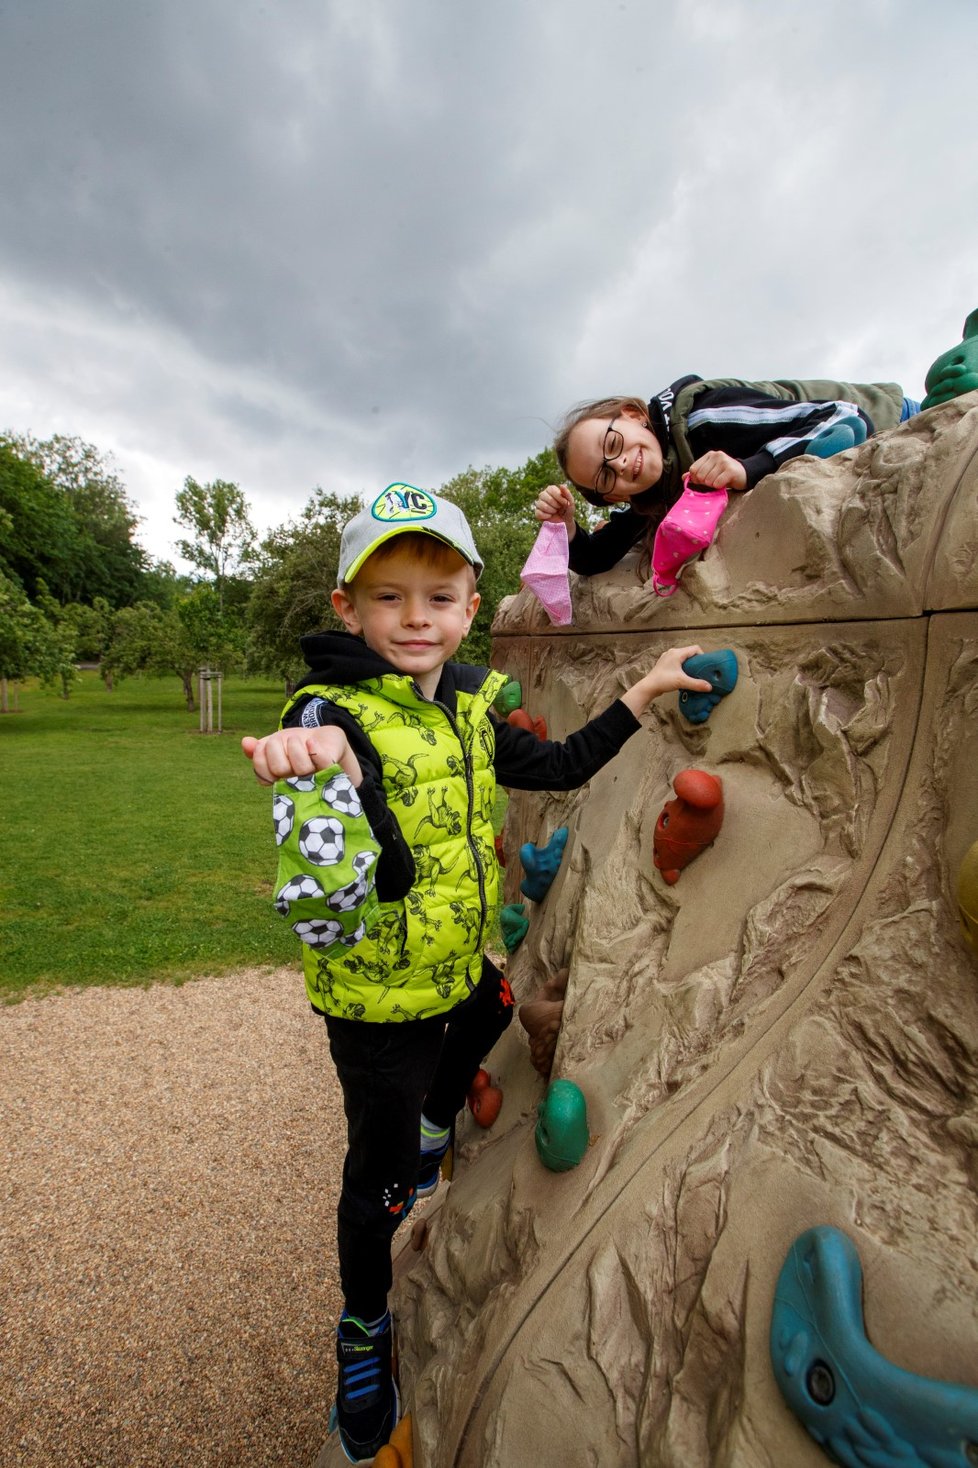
[392,396,978,1467]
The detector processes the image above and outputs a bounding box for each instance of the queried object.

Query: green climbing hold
[922,307,978,409]
[493,679,522,717]
[535,1078,588,1172]
[500,901,528,953]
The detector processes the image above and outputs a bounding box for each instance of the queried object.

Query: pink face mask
[650,474,728,597]
[521,519,573,625]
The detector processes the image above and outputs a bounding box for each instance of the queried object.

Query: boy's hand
[533,483,577,539]
[620,645,713,718]
[241,726,363,788]
[688,451,747,491]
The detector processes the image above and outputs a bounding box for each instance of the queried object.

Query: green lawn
[0,671,300,1000]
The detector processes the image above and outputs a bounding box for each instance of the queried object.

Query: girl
[533,374,920,576]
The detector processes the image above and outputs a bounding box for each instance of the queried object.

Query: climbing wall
[391,396,978,1467]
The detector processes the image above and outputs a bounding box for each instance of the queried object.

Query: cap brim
[344,526,481,582]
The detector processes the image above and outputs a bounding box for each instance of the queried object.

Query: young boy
[242,483,711,1463]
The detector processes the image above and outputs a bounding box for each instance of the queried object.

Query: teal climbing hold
[500,902,529,953]
[534,1078,588,1172]
[770,1225,978,1466]
[519,827,568,902]
[807,414,868,460]
[678,650,738,725]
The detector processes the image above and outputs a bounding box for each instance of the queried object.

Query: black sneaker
[416,1123,453,1200]
[334,1313,400,1464]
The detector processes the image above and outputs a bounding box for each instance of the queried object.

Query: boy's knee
[478,959,514,1013]
[340,1174,417,1237]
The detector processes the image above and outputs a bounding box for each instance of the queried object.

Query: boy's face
[331,539,480,698]
[566,404,664,502]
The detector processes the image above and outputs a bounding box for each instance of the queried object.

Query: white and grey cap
[338,484,483,584]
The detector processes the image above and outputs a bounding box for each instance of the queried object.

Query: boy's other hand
[688,451,747,491]
[533,484,577,538]
[241,727,363,788]
[620,645,713,718]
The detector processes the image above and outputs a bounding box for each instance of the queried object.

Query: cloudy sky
[1,0,975,571]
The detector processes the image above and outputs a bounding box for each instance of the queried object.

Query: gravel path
[0,967,346,1468]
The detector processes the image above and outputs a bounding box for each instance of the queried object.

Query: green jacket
[662,375,905,483]
[275,665,506,1022]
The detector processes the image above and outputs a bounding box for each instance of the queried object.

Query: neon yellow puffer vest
[281,668,507,1022]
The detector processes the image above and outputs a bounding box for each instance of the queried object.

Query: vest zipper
[418,683,489,952]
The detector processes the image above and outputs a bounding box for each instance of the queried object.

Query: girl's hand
[688,451,747,491]
[620,645,713,717]
[241,726,363,788]
[533,483,577,538]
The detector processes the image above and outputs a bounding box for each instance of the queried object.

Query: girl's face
[565,405,664,503]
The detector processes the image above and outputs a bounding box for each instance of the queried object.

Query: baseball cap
[338,484,484,584]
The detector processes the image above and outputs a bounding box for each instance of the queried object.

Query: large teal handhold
[922,307,978,409]
[500,901,529,953]
[770,1225,978,1466]
[519,826,568,902]
[678,649,738,724]
[535,1078,588,1172]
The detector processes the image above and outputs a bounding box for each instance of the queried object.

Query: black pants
[323,956,513,1320]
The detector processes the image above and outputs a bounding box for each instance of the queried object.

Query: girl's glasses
[594,421,624,498]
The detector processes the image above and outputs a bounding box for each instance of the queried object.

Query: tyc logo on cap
[370,484,437,523]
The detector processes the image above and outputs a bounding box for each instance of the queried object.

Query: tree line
[0,430,565,710]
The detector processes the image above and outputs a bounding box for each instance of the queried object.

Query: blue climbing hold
[678,650,738,725]
[770,1225,978,1467]
[519,827,569,902]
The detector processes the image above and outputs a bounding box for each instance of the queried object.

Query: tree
[246,489,357,686]
[136,557,186,610]
[68,596,114,664]
[2,433,149,607]
[0,440,82,604]
[174,477,257,611]
[438,447,561,666]
[103,600,200,710]
[176,584,245,673]
[33,582,79,698]
[102,602,165,691]
[101,586,244,711]
[0,572,56,711]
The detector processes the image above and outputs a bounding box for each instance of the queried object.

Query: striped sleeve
[685,386,872,487]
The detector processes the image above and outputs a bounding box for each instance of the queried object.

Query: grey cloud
[1,0,977,567]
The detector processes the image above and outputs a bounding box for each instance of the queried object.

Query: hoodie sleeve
[566,507,648,575]
[492,700,641,791]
